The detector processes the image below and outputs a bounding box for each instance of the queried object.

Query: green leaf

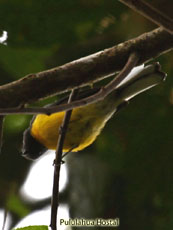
[13,225,48,230]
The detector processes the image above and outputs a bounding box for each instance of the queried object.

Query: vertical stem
[0,116,4,153]
[2,208,7,230]
[50,89,78,230]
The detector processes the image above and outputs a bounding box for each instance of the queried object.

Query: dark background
[0,0,173,229]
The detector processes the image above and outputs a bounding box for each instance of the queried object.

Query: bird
[22,63,166,160]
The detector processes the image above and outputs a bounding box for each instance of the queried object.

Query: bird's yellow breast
[31,104,115,152]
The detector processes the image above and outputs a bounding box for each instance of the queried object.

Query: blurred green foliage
[7,194,29,217]
[0,0,172,229]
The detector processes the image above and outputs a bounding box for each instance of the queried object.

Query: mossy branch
[0,27,172,108]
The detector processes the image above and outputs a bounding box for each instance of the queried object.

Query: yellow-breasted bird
[22,63,166,160]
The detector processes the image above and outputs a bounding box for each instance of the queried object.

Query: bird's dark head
[22,128,47,160]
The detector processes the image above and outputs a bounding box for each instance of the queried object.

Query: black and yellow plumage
[22,63,165,160]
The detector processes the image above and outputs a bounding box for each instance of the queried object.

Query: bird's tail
[115,62,166,102]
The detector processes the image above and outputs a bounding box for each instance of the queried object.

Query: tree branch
[119,0,173,34]
[50,89,78,230]
[0,53,139,115]
[0,27,172,108]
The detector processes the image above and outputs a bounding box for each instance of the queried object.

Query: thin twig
[2,209,7,230]
[0,53,139,116]
[50,89,78,230]
[50,53,138,229]
[0,116,4,153]
[119,0,173,34]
